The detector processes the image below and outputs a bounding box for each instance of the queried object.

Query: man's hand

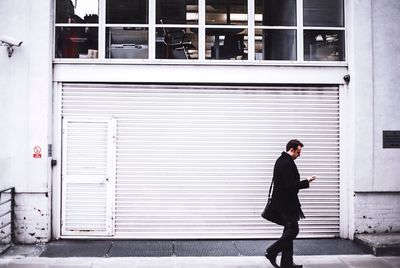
[307,175,317,183]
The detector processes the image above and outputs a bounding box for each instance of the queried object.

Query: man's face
[292,146,302,160]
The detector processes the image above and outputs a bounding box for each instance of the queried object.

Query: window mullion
[148,0,156,60]
[297,0,304,62]
[99,0,106,60]
[247,0,255,62]
[198,0,206,61]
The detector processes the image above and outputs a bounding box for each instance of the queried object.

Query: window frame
[53,0,347,64]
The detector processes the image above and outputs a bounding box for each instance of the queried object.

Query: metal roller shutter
[61,83,340,239]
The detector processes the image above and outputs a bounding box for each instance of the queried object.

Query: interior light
[230,13,247,21]
[187,13,199,20]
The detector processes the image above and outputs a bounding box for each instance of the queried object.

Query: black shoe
[291,264,303,268]
[281,263,303,268]
[264,252,280,268]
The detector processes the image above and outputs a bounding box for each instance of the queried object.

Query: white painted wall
[354,193,400,234]
[53,64,348,84]
[372,0,400,191]
[349,0,400,192]
[14,194,50,243]
[348,0,374,192]
[349,0,400,234]
[0,0,53,243]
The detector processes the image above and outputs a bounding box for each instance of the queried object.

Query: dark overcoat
[270,152,309,220]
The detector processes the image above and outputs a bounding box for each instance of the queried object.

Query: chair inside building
[156,0,194,59]
[159,21,194,59]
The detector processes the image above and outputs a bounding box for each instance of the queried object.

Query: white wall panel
[61,84,339,238]
[372,0,400,191]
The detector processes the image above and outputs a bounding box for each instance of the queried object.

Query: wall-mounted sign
[383,131,400,148]
[33,146,42,158]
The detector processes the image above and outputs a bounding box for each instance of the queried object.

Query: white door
[61,84,340,239]
[61,117,116,236]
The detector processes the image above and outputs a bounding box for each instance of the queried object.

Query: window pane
[106,28,148,59]
[107,0,148,24]
[255,29,296,60]
[156,0,198,25]
[206,0,247,25]
[56,0,99,23]
[255,0,296,26]
[156,27,198,59]
[304,30,345,61]
[205,28,247,60]
[303,0,344,27]
[55,27,98,58]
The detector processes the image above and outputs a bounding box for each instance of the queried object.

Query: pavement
[0,255,400,268]
[0,239,399,268]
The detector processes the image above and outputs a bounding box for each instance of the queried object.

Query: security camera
[0,35,23,47]
[343,74,350,83]
[0,35,23,57]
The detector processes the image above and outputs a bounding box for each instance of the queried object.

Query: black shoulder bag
[261,178,283,225]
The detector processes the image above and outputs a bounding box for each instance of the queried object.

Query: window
[205,0,247,60]
[55,0,99,58]
[255,0,297,60]
[155,0,199,59]
[106,0,149,59]
[54,0,345,62]
[303,0,345,61]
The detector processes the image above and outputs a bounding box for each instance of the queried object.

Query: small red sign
[33,146,42,158]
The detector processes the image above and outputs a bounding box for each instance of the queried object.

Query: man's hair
[286,139,304,151]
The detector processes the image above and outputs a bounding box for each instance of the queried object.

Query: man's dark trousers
[267,212,299,268]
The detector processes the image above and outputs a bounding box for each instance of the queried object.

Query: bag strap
[268,177,274,198]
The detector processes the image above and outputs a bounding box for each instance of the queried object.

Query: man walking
[265,139,316,268]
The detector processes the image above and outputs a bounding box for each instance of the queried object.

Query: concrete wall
[350,0,400,234]
[0,0,53,243]
[372,0,400,191]
[354,193,400,234]
[349,0,374,193]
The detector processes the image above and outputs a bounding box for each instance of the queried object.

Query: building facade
[0,0,399,243]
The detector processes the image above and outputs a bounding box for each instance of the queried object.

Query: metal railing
[0,187,15,246]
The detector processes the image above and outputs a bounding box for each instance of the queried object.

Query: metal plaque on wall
[383,131,400,148]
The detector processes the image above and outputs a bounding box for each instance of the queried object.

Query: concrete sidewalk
[1,255,400,268]
[1,238,399,267]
